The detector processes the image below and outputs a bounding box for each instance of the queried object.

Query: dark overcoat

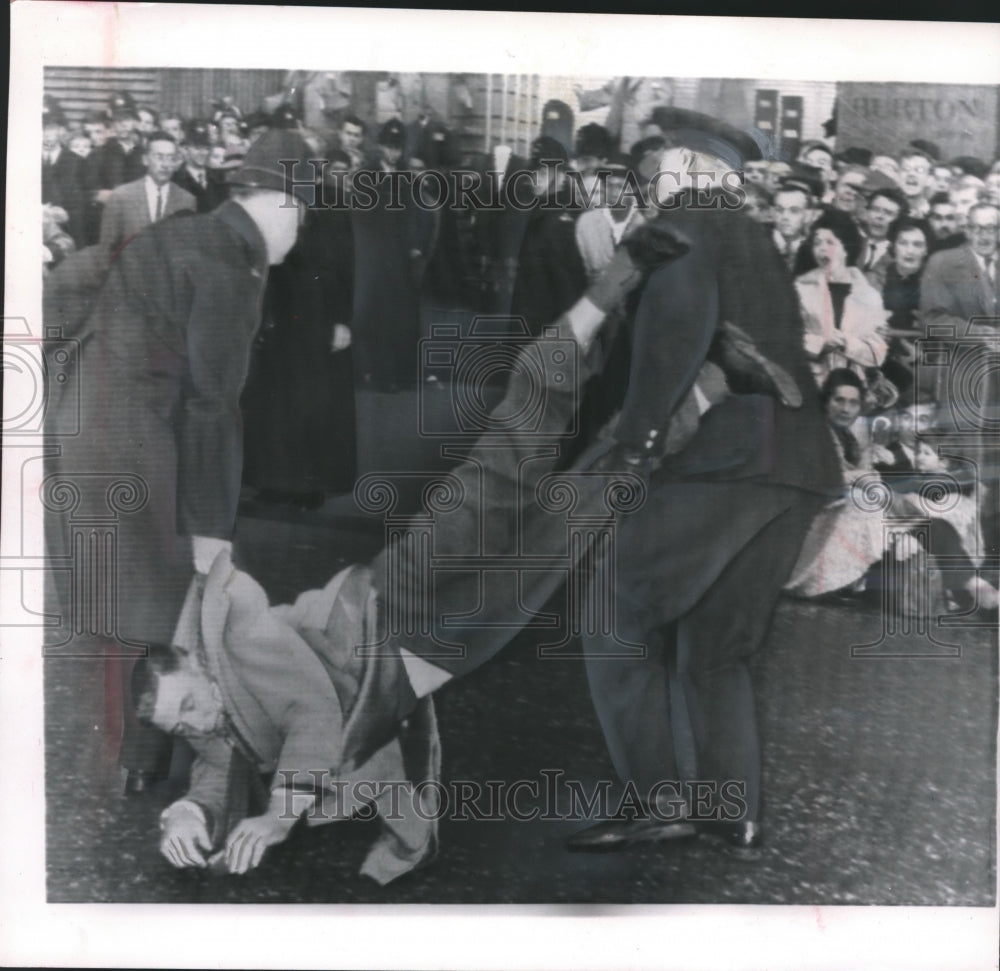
[46,201,269,647]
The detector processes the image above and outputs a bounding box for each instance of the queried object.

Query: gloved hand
[159,801,212,869]
[191,536,233,575]
[622,216,690,271]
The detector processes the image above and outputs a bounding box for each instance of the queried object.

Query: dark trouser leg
[583,485,821,818]
[676,497,821,820]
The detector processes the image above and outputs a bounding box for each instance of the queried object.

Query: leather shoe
[123,770,163,796]
[565,816,698,852]
[698,820,763,859]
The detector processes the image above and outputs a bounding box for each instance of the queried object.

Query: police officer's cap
[377,119,406,149]
[226,128,318,203]
[646,107,763,169]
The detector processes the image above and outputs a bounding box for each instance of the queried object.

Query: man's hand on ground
[159,801,212,869]
[223,812,298,875]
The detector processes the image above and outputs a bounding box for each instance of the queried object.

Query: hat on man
[575,123,614,161]
[835,146,873,168]
[909,139,941,161]
[110,105,139,123]
[268,104,299,130]
[645,106,763,169]
[43,94,66,127]
[226,128,317,203]
[949,155,989,180]
[377,119,406,149]
[107,90,137,114]
[863,168,903,195]
[185,121,213,147]
[777,162,824,200]
[528,134,569,170]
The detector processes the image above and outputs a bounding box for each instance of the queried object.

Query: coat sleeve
[919,252,967,335]
[183,736,239,844]
[175,256,263,539]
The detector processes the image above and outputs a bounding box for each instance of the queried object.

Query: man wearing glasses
[98,130,196,260]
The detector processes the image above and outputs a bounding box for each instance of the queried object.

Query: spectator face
[812,228,849,273]
[802,146,833,177]
[930,165,954,194]
[897,403,937,447]
[928,200,959,240]
[573,154,603,177]
[136,108,157,135]
[899,154,931,199]
[772,188,812,240]
[985,173,1000,207]
[207,145,227,169]
[185,142,210,169]
[866,195,903,240]
[950,184,982,227]
[870,155,901,184]
[113,114,137,141]
[531,163,561,198]
[219,115,241,139]
[966,206,1000,260]
[741,190,771,225]
[84,121,110,147]
[68,134,92,159]
[339,121,364,154]
[833,176,865,216]
[913,441,941,473]
[144,137,180,186]
[42,123,64,154]
[161,117,184,142]
[892,227,928,276]
[149,660,225,738]
[380,143,403,168]
[744,161,768,186]
[826,384,863,429]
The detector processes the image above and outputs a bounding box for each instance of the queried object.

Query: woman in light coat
[795,208,889,387]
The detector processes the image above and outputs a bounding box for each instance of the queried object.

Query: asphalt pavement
[44,496,997,905]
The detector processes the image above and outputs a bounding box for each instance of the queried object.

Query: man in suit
[860,187,908,289]
[172,122,228,213]
[564,110,842,853]
[99,131,196,259]
[920,203,1000,332]
[46,130,317,795]
[42,115,86,246]
[919,202,1000,560]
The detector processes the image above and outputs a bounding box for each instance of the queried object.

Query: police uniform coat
[581,198,842,817]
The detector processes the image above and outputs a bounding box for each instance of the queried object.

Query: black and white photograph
[2,5,999,969]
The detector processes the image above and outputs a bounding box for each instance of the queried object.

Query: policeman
[45,129,319,794]
[567,108,842,852]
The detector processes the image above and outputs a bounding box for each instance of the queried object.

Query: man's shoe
[565,816,698,852]
[698,820,763,860]
[123,769,163,796]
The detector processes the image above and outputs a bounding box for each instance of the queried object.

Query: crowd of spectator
[41,85,1000,612]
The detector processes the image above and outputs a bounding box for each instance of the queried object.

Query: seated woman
[785,369,898,600]
[796,209,889,388]
[786,371,999,611]
[878,216,934,396]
